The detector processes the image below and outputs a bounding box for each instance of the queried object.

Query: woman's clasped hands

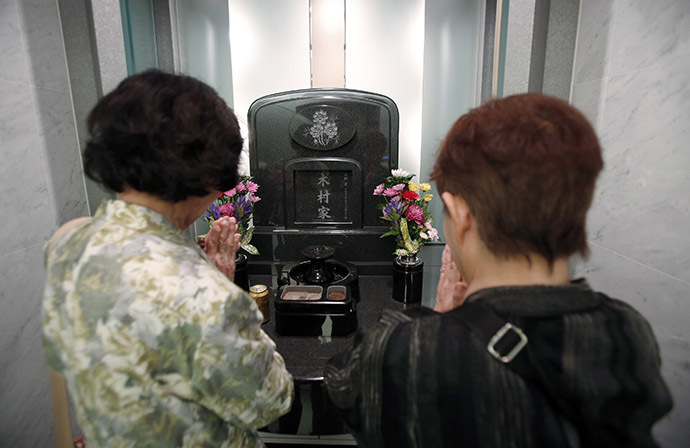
[203,216,242,281]
[434,244,468,313]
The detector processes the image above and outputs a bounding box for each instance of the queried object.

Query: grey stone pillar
[502,0,579,100]
[152,0,180,73]
[58,0,129,213]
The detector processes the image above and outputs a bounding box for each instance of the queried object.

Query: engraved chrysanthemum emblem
[307,109,339,146]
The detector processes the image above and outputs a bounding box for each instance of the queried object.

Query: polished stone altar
[253,273,413,441]
[247,88,399,269]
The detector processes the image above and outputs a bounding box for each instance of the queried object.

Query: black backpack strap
[450,302,613,446]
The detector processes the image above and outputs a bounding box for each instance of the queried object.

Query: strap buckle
[487,323,528,363]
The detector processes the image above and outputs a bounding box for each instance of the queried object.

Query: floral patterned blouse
[43,199,293,447]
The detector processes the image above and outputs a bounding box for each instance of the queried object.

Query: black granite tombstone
[248,88,399,272]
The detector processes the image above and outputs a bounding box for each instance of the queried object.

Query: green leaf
[242,243,259,255]
[380,229,398,238]
[240,226,254,246]
[400,219,420,253]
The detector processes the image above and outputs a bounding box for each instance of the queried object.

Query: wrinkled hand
[434,244,468,313]
[203,217,242,281]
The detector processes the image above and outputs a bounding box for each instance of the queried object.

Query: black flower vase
[235,253,250,292]
[392,254,424,304]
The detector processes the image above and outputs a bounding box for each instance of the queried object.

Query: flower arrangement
[374,169,440,257]
[203,175,261,255]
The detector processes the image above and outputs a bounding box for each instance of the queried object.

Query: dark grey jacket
[325,280,672,447]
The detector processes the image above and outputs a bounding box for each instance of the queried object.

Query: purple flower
[234,195,252,218]
[208,203,221,220]
[404,204,425,224]
[373,183,385,196]
[383,187,399,197]
[383,197,405,217]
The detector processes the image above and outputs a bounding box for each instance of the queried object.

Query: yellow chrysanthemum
[424,194,433,202]
[420,183,432,192]
[408,181,419,192]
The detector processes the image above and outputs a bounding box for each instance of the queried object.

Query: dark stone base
[248,260,394,278]
[248,227,397,275]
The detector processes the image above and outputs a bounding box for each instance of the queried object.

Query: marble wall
[2,0,688,444]
[570,0,690,445]
[0,0,87,445]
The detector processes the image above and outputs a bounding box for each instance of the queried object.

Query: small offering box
[274,285,357,336]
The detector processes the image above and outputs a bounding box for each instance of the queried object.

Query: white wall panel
[228,0,311,173]
[345,0,426,178]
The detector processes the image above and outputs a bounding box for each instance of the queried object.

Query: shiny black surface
[254,275,412,382]
[295,245,337,284]
[274,285,357,337]
[289,260,358,290]
[275,285,354,314]
[248,88,399,229]
[392,256,424,304]
[249,229,396,270]
[301,244,336,261]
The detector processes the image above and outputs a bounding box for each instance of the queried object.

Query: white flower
[391,169,410,178]
[313,110,329,124]
[324,122,338,138]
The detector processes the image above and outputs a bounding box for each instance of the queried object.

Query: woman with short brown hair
[325,93,672,447]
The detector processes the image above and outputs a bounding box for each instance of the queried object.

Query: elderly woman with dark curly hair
[42,70,293,447]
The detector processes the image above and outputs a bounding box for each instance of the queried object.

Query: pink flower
[218,203,235,217]
[224,188,237,197]
[237,183,247,192]
[392,183,406,191]
[420,232,429,240]
[373,183,385,195]
[250,195,262,203]
[383,188,399,197]
[427,226,439,240]
[404,204,425,224]
[246,181,259,193]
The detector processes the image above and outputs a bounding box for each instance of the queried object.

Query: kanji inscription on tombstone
[293,170,351,224]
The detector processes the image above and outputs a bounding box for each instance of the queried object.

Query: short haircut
[83,70,243,202]
[431,93,603,263]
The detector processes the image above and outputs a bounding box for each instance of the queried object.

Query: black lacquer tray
[274,285,357,336]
